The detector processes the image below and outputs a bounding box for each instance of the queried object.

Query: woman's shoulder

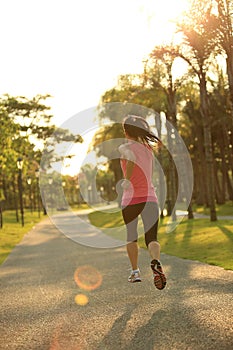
[118,143,136,161]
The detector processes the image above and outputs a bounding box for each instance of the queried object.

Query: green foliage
[176,0,219,75]
[99,73,166,121]
[0,94,54,173]
[0,94,54,144]
[0,94,83,211]
[214,0,233,53]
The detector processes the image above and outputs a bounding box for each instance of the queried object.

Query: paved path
[0,213,233,350]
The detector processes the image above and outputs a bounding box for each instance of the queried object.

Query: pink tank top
[120,141,158,206]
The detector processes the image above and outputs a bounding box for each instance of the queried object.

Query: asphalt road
[0,212,233,350]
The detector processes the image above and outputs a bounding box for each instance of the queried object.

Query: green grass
[0,210,44,265]
[88,210,124,228]
[88,209,233,270]
[70,203,90,210]
[193,201,233,216]
[139,218,233,270]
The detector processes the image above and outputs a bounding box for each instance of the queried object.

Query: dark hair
[123,115,160,147]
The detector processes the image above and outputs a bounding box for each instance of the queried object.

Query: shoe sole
[151,267,166,290]
[128,278,142,283]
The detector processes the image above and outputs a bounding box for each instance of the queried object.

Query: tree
[149,46,185,221]
[96,168,116,202]
[99,74,166,119]
[91,123,124,186]
[97,74,167,187]
[174,1,218,220]
[79,164,98,204]
[208,64,233,201]
[0,94,83,215]
[215,0,233,113]
[39,127,83,172]
[0,103,37,223]
[0,94,54,146]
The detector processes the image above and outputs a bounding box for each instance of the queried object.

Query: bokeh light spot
[74,265,103,291]
[75,294,89,306]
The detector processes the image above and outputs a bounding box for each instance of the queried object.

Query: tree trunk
[199,75,217,221]
[219,129,227,203]
[166,118,177,222]
[226,54,233,114]
[0,204,2,228]
[187,203,194,219]
[226,170,233,200]
[220,160,227,204]
[155,113,166,218]
[230,120,233,176]
[218,0,233,118]
[166,87,178,222]
[12,178,19,223]
[214,165,224,204]
[194,125,208,205]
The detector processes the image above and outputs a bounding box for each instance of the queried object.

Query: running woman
[119,115,166,290]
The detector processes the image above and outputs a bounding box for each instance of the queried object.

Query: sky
[0,0,189,127]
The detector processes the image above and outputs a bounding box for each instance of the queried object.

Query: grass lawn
[139,218,233,270]
[89,208,233,270]
[0,210,45,265]
[193,201,233,216]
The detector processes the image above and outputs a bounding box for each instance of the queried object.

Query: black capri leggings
[122,201,159,246]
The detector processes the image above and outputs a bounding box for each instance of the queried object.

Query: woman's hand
[121,179,131,190]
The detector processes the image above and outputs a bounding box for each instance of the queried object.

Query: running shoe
[151,259,166,290]
[128,269,141,283]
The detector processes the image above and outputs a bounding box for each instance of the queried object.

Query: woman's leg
[141,202,160,250]
[126,241,139,271]
[148,241,160,261]
[141,202,166,289]
[122,203,145,270]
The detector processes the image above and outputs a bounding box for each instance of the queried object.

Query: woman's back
[120,141,157,206]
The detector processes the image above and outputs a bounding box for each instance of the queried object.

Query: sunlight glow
[138,0,190,46]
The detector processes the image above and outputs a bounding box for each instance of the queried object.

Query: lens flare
[74,265,103,291]
[75,294,89,306]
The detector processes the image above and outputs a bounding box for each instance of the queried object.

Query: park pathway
[0,212,233,350]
